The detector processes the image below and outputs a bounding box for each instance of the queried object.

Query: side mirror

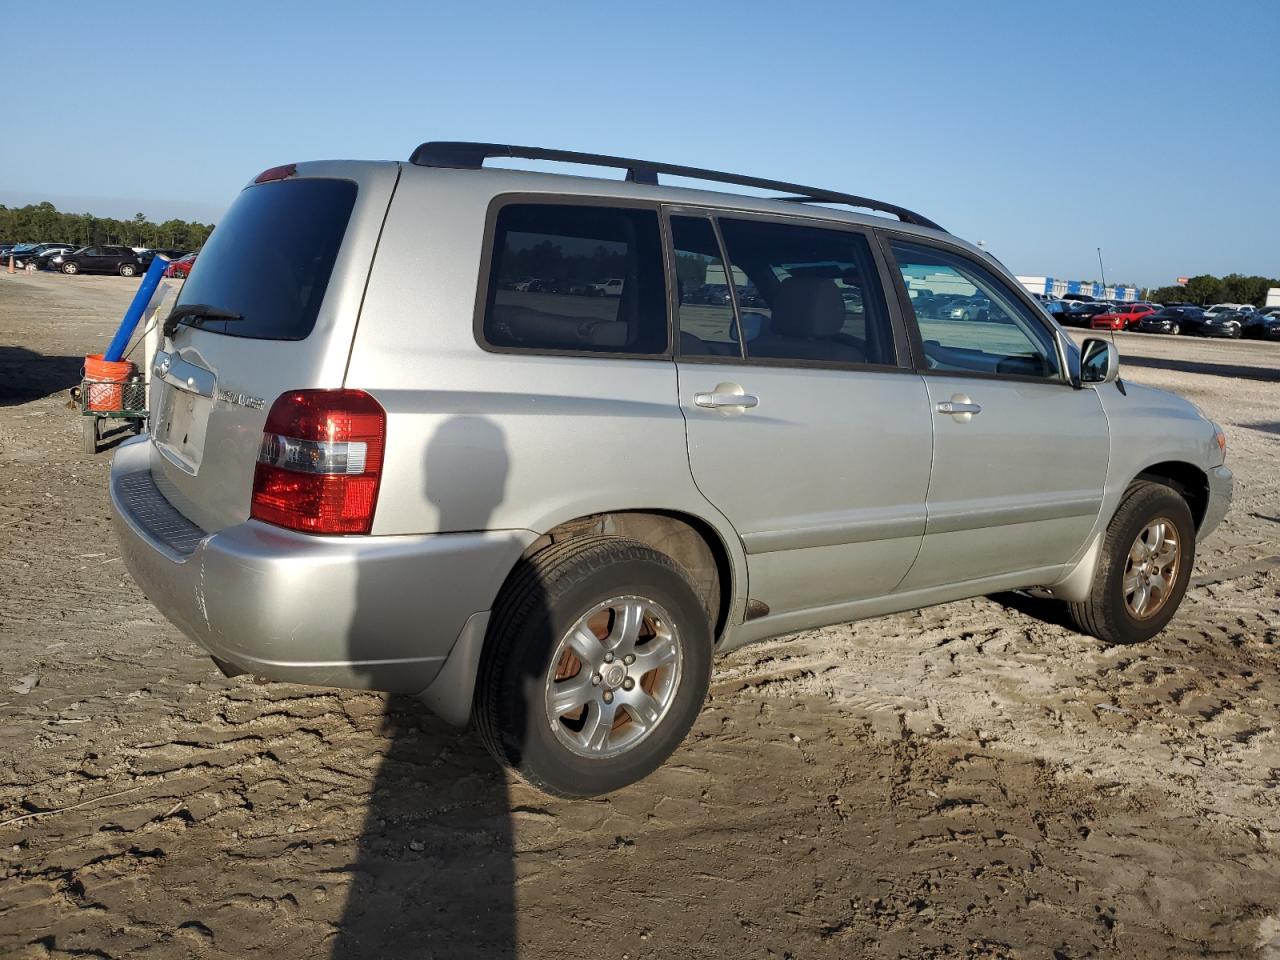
[1080,337,1119,385]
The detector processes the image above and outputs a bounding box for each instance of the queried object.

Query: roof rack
[408,141,945,232]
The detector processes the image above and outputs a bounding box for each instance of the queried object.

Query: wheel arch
[1133,460,1209,531]
[518,509,739,646]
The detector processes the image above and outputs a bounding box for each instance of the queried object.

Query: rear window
[480,203,667,355]
[175,178,357,340]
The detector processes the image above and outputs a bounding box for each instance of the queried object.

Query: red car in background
[165,253,197,279]
[1090,302,1157,330]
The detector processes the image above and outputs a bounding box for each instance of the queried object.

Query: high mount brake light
[250,390,386,535]
[254,163,298,184]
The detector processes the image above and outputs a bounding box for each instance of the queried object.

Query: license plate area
[153,383,211,475]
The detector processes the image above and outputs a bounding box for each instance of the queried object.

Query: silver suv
[111,143,1232,797]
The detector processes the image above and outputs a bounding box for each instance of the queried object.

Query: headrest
[771,276,845,338]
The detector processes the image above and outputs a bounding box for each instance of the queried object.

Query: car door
[75,247,101,272]
[671,211,933,617]
[882,235,1109,591]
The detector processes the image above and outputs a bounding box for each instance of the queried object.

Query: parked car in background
[1043,299,1072,322]
[9,242,77,269]
[5,243,38,266]
[50,245,146,276]
[1242,311,1280,340]
[1062,301,1112,326]
[1202,303,1251,318]
[1090,303,1158,331]
[945,294,994,321]
[164,253,198,279]
[1137,307,1201,336]
[139,248,189,270]
[1183,309,1246,338]
[591,278,625,296]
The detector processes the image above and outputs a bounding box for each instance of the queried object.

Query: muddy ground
[1,271,1278,959]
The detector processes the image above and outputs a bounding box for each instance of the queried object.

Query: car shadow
[987,590,1080,631]
[1241,421,1280,437]
[0,346,84,406]
[1119,353,1280,384]
[333,415,527,959]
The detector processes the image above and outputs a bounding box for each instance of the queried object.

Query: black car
[1057,301,1111,326]
[51,245,146,277]
[1182,309,1246,338]
[1243,311,1280,340]
[1137,307,1202,335]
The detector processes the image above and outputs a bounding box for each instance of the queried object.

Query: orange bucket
[84,354,136,411]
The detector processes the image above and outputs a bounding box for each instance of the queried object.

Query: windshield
[175,177,357,340]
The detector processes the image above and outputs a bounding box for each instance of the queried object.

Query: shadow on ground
[334,415,522,959]
[0,346,84,406]
[1120,352,1280,383]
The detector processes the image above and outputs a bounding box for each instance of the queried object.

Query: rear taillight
[250,389,386,535]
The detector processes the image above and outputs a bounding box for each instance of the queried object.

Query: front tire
[119,263,137,277]
[62,262,79,275]
[1068,481,1195,645]
[475,536,712,798]
[1170,323,1180,336]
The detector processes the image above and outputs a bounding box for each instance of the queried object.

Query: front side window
[715,217,896,366]
[482,203,667,355]
[890,241,1061,380]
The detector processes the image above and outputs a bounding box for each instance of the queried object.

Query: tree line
[1147,273,1279,307]
[0,201,214,251]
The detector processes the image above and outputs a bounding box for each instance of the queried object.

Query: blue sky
[3,0,1276,286]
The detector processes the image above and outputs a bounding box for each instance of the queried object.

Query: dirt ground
[2,271,1279,960]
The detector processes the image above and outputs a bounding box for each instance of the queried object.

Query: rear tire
[1067,481,1195,645]
[82,418,98,454]
[474,535,712,798]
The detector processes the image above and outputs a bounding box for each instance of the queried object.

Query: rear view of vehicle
[109,161,464,694]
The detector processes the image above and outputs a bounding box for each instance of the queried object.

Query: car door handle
[936,400,981,415]
[695,391,759,409]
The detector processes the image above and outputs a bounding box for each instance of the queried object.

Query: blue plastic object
[103,255,170,362]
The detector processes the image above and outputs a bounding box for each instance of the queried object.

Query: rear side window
[481,203,667,355]
[716,217,896,366]
[175,178,357,340]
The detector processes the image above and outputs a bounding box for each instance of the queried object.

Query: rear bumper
[1199,464,1233,542]
[110,436,532,695]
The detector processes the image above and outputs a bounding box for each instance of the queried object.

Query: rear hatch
[148,161,400,533]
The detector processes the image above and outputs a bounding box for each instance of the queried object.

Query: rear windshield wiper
[163,304,244,338]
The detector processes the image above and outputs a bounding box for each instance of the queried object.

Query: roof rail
[408,141,945,232]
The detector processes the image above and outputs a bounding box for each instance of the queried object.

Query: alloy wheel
[543,595,682,759]
[1123,518,1181,619]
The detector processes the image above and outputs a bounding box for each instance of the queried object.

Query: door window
[670,216,741,357]
[889,241,1061,380]
[717,218,896,366]
[481,203,667,355]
